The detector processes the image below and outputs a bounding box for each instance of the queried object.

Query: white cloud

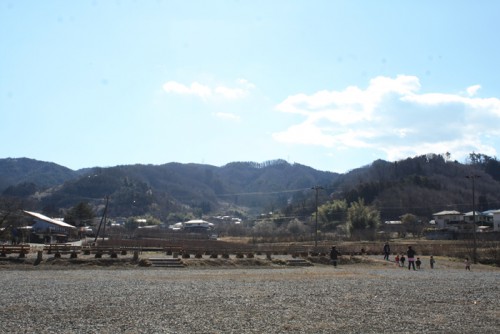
[273,75,500,163]
[214,112,241,121]
[237,78,256,89]
[215,86,247,99]
[190,82,212,99]
[162,79,254,101]
[466,84,481,97]
[162,81,212,99]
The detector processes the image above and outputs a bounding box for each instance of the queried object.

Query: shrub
[138,259,151,267]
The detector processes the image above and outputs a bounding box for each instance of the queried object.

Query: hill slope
[0,158,338,218]
[1,154,500,222]
[0,158,78,194]
[332,154,500,220]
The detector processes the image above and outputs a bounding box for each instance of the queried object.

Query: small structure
[381,220,405,237]
[182,219,213,233]
[169,222,183,231]
[24,210,76,243]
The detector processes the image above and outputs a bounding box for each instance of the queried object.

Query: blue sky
[1,1,500,173]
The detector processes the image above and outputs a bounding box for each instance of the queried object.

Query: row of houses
[432,209,500,232]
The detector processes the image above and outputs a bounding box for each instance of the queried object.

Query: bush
[138,259,151,267]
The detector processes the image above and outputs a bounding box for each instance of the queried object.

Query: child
[400,254,406,267]
[416,257,421,270]
[430,256,435,269]
[465,258,471,271]
[395,254,400,266]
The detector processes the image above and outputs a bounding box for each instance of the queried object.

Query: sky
[1,1,500,173]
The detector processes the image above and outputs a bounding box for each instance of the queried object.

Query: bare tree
[0,196,23,227]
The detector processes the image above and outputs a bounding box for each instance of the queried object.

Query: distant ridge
[1,154,500,222]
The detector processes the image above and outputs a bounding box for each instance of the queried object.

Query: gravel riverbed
[1,261,499,334]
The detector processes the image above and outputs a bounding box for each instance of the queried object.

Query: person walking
[407,246,416,270]
[383,243,391,261]
[330,246,340,267]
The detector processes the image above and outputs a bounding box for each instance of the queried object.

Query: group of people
[330,243,471,271]
[385,243,435,270]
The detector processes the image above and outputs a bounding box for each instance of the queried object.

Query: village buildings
[432,209,500,232]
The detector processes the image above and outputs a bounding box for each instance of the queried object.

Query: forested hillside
[1,154,499,224]
[0,158,78,194]
[332,153,500,220]
[0,158,338,220]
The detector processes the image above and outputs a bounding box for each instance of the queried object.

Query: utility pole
[94,196,109,244]
[312,186,324,248]
[465,175,480,264]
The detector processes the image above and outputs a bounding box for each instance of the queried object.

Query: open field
[1,256,499,333]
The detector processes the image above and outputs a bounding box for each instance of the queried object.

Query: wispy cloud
[214,86,247,100]
[273,75,500,162]
[466,84,481,97]
[162,79,254,101]
[214,112,241,121]
[162,81,211,98]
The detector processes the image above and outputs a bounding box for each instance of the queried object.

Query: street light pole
[465,175,480,264]
[312,186,324,248]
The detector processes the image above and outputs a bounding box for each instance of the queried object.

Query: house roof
[432,210,461,216]
[463,211,486,217]
[483,209,500,214]
[24,210,76,229]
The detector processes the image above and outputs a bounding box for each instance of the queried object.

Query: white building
[24,210,76,243]
[432,210,463,230]
[182,219,213,232]
[487,209,500,231]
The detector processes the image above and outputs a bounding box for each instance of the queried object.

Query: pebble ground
[1,258,499,333]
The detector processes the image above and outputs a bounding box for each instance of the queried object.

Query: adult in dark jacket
[407,246,416,270]
[330,246,340,267]
[383,243,391,261]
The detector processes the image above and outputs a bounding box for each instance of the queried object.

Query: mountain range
[1,154,500,222]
